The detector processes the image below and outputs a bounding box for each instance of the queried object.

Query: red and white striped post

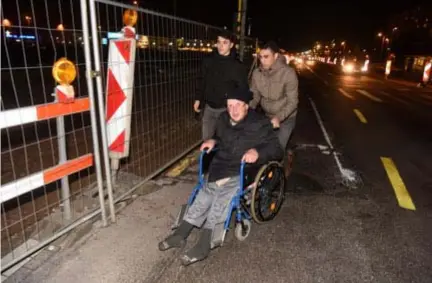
[385,54,395,80]
[422,59,431,85]
[385,60,392,79]
[105,9,137,180]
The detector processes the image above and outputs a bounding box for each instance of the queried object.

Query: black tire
[250,161,285,223]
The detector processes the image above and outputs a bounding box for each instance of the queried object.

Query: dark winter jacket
[195,49,249,109]
[208,109,284,182]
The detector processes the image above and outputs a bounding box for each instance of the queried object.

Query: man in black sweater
[159,88,283,265]
[193,30,249,140]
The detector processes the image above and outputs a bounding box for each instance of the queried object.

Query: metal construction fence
[0,0,257,272]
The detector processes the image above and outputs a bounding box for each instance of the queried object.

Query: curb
[165,149,201,178]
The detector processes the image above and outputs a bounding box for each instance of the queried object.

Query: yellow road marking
[338,88,355,100]
[353,109,367,123]
[356,89,383,102]
[380,157,416,210]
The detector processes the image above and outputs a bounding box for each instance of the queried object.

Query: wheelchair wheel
[234,219,251,241]
[250,161,285,223]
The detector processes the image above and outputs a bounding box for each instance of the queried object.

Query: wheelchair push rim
[250,161,285,223]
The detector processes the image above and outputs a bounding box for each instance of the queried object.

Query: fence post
[88,0,120,223]
[79,0,109,227]
[52,91,72,220]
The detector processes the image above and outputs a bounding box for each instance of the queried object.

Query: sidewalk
[2,168,199,283]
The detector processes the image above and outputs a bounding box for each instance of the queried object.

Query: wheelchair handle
[198,147,218,181]
[239,161,246,196]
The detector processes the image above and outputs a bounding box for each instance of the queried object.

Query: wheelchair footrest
[172,204,188,230]
[210,222,227,249]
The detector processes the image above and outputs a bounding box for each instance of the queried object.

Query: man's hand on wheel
[242,148,259,163]
[200,139,216,153]
[193,100,201,113]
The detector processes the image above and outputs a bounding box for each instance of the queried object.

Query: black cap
[226,88,253,104]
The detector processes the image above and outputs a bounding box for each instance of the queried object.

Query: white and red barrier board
[105,38,136,160]
[423,62,431,83]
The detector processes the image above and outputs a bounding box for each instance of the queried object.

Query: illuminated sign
[107,32,140,40]
[5,33,36,40]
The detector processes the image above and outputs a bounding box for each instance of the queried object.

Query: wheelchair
[172,149,286,249]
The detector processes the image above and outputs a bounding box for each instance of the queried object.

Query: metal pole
[89,0,117,223]
[79,0,108,227]
[52,91,72,221]
[239,0,247,62]
[111,159,119,183]
[172,0,177,67]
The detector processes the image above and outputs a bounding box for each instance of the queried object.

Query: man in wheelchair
[158,87,283,265]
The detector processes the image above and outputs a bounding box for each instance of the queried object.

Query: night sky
[165,0,427,51]
[2,0,428,51]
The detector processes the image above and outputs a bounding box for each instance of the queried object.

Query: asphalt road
[154,62,432,282]
[7,61,432,283]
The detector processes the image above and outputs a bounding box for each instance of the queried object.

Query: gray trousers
[277,116,296,151]
[202,105,226,140]
[183,176,240,230]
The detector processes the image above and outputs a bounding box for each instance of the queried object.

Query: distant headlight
[343,64,354,73]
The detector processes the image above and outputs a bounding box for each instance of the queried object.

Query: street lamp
[377,33,387,60]
[57,24,65,31]
[2,19,11,27]
[24,16,32,26]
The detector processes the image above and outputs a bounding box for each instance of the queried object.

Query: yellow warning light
[52,58,76,85]
[123,9,138,27]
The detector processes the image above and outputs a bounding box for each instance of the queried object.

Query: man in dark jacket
[159,88,283,265]
[194,30,249,140]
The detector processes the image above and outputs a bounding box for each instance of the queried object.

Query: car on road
[341,56,369,76]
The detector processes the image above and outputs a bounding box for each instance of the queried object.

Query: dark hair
[262,41,280,53]
[217,29,236,43]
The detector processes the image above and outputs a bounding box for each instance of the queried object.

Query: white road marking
[305,65,329,85]
[338,88,355,100]
[420,93,432,101]
[379,91,411,106]
[308,96,357,182]
[356,89,383,102]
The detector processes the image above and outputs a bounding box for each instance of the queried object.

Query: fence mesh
[0,0,257,269]
[1,0,99,264]
[91,0,256,181]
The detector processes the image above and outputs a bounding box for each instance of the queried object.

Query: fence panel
[89,0,257,198]
[0,0,108,270]
[0,0,257,272]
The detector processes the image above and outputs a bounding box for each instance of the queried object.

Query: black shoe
[180,228,212,266]
[158,221,193,251]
